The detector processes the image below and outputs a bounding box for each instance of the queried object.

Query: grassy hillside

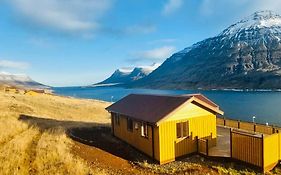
[0,90,110,175]
[0,89,280,175]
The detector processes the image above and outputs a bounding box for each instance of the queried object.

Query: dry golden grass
[0,90,111,175]
[1,90,280,175]
[33,128,107,175]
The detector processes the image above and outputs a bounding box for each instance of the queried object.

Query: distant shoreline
[55,85,281,93]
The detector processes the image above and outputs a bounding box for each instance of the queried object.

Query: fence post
[230,128,232,158]
[261,134,264,172]
[196,136,199,153]
[224,118,226,126]
[238,120,240,129]
[206,139,209,156]
[254,124,256,132]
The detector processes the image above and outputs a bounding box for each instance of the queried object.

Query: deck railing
[217,117,281,135]
[231,130,263,168]
[230,128,281,172]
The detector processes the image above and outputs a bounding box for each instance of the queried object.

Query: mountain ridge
[0,72,49,89]
[129,10,281,90]
[95,63,160,85]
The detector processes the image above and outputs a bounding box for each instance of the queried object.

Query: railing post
[254,124,256,132]
[224,117,226,126]
[261,134,264,172]
[230,128,232,158]
[196,136,199,153]
[238,120,240,129]
[206,139,209,156]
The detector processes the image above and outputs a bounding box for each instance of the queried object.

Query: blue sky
[0,0,281,86]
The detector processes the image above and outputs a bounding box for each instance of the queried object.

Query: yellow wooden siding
[231,132,263,167]
[158,114,216,163]
[189,115,216,140]
[263,134,279,171]
[279,134,281,160]
[113,115,153,157]
[158,121,176,163]
[165,103,213,121]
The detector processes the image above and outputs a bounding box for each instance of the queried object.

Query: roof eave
[155,96,224,126]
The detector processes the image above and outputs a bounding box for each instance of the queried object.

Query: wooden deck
[208,126,231,157]
[208,126,264,158]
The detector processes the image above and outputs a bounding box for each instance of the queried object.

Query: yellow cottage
[106,94,224,164]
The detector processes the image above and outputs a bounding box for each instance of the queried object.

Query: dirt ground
[70,127,155,175]
[68,126,271,175]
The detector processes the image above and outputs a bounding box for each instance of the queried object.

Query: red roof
[106,93,223,124]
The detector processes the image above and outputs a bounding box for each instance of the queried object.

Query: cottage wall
[157,103,217,164]
[111,102,217,164]
[112,114,154,157]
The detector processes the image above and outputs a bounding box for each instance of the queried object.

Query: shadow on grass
[18,114,152,163]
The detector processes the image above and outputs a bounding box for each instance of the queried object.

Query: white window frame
[141,123,148,138]
[176,121,189,139]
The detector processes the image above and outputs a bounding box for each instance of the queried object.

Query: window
[127,118,133,132]
[141,123,148,138]
[134,122,139,129]
[114,113,120,125]
[176,121,189,138]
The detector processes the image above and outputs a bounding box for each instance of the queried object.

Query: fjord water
[54,86,281,126]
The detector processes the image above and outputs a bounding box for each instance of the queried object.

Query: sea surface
[53,86,281,126]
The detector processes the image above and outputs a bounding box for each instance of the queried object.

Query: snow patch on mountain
[95,63,160,85]
[221,11,281,37]
[117,68,134,74]
[131,10,281,90]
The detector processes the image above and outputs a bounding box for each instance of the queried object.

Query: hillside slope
[96,63,160,85]
[0,72,48,89]
[133,11,281,90]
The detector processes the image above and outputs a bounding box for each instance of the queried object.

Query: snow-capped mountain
[0,72,48,89]
[95,63,160,85]
[132,11,281,89]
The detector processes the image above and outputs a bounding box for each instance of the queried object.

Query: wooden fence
[230,129,281,172]
[231,130,263,168]
[198,138,208,156]
[217,117,280,135]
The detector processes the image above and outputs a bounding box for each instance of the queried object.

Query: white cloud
[7,0,113,35]
[124,24,156,35]
[162,0,183,16]
[251,0,281,12]
[0,60,30,69]
[199,0,281,17]
[132,46,176,61]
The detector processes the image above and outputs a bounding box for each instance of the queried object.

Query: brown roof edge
[105,109,156,125]
[186,93,219,108]
[192,97,224,115]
